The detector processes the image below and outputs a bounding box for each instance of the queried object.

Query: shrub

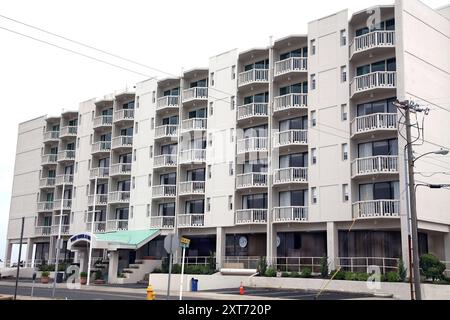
[344,272,358,281]
[207,251,216,273]
[420,254,446,282]
[281,272,290,278]
[301,267,312,278]
[152,268,162,274]
[356,273,369,282]
[330,269,346,280]
[265,267,277,278]
[171,264,182,274]
[80,272,87,278]
[386,271,401,282]
[398,259,407,282]
[257,256,267,276]
[41,271,50,278]
[290,272,301,278]
[320,257,329,278]
[95,270,103,280]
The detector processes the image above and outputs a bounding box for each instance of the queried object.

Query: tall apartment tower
[5,0,450,283]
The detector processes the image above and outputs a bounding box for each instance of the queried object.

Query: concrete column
[25,238,34,268]
[326,222,339,271]
[400,203,411,279]
[215,227,226,270]
[48,236,55,262]
[5,240,13,266]
[108,251,119,284]
[445,232,450,263]
[267,225,277,267]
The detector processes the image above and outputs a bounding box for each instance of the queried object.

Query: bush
[330,269,346,280]
[152,268,162,274]
[344,272,358,281]
[184,265,214,275]
[281,272,290,278]
[207,251,216,273]
[161,255,170,273]
[80,272,87,278]
[172,264,182,274]
[290,272,301,278]
[320,257,329,278]
[301,267,312,278]
[265,267,277,278]
[420,254,446,282]
[41,271,50,278]
[257,257,267,276]
[355,273,369,282]
[95,270,103,280]
[398,259,407,282]
[386,271,401,282]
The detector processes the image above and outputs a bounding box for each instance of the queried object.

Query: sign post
[179,237,190,300]
[163,233,178,300]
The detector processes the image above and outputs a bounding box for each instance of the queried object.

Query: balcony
[93,115,113,129]
[88,194,108,206]
[35,226,52,236]
[112,136,133,150]
[273,94,307,115]
[108,191,130,204]
[156,96,180,112]
[53,199,72,211]
[274,57,307,78]
[351,156,399,178]
[91,141,111,154]
[37,201,54,212]
[59,126,77,138]
[150,216,175,229]
[153,154,177,169]
[90,167,110,179]
[57,150,75,162]
[273,207,308,223]
[238,69,269,89]
[178,214,205,228]
[179,181,205,196]
[273,167,308,185]
[350,31,395,59]
[154,125,178,140]
[182,87,208,104]
[237,137,268,154]
[181,118,207,132]
[236,173,267,189]
[352,200,400,219]
[113,109,134,123]
[107,219,128,231]
[350,71,396,98]
[237,103,268,123]
[43,131,60,143]
[86,221,107,233]
[350,113,397,138]
[274,130,308,148]
[55,174,73,186]
[179,149,206,164]
[41,154,58,165]
[110,163,132,177]
[152,185,176,199]
[39,177,55,188]
[51,225,70,235]
[235,209,267,225]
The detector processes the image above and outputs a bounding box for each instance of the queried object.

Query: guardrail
[238,69,269,87]
[274,57,307,76]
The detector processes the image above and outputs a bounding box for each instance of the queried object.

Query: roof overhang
[350,5,394,26]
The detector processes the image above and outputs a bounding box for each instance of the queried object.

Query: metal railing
[51,225,70,235]
[110,163,132,176]
[179,181,205,195]
[156,95,180,110]
[93,115,113,128]
[352,200,400,219]
[178,214,205,227]
[53,199,72,210]
[108,191,130,203]
[155,124,178,138]
[273,207,308,223]
[350,113,397,136]
[91,141,111,153]
[236,173,267,188]
[41,154,58,165]
[88,194,108,206]
[37,201,54,212]
[274,167,308,184]
[114,109,134,122]
[112,135,133,149]
[274,57,308,76]
[179,149,206,164]
[57,150,75,161]
[274,257,322,273]
[152,185,176,198]
[351,71,396,96]
[350,31,395,57]
[59,126,77,137]
[222,256,260,269]
[182,118,207,131]
[39,177,56,188]
[153,154,177,168]
[150,216,175,229]
[169,256,215,267]
[237,137,268,154]
[238,69,269,86]
[274,130,308,147]
[237,103,268,120]
[90,167,110,179]
[235,209,267,225]
[273,93,307,112]
[35,226,52,236]
[107,219,128,231]
[55,174,73,185]
[43,131,60,141]
[86,221,107,233]
[336,257,400,274]
[351,156,399,177]
[182,87,208,102]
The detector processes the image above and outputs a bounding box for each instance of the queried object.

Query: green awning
[94,229,161,250]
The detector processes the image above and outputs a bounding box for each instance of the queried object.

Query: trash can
[56,272,64,283]
[191,278,198,292]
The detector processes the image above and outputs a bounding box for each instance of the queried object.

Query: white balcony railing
[90,167,110,179]
[112,136,133,149]
[155,125,178,139]
[352,200,400,219]
[35,226,52,236]
[39,177,56,188]
[351,71,396,96]
[350,31,395,57]
[59,126,77,137]
[113,109,134,122]
[91,141,111,153]
[88,194,108,206]
[237,137,268,154]
[274,57,307,76]
[86,221,107,233]
[179,149,206,164]
[178,214,205,227]
[351,156,399,177]
[235,209,267,225]
[107,219,128,231]
[152,185,176,198]
[41,154,58,165]
[51,225,70,235]
[274,130,308,147]
[274,167,308,184]
[53,199,72,210]
[93,115,113,128]
[238,69,269,87]
[273,207,308,223]
[237,103,268,120]
[108,191,130,203]
[350,113,397,136]
[55,174,73,185]
[179,181,205,195]
[43,131,60,142]
[110,163,132,176]
[236,173,267,189]
[181,118,207,131]
[150,216,175,229]
[37,201,54,212]
[57,150,75,162]
[153,154,177,168]
[156,96,180,110]
[182,87,208,102]
[273,94,307,113]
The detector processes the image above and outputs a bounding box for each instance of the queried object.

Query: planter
[40,276,49,284]
[94,279,106,285]
[80,277,87,285]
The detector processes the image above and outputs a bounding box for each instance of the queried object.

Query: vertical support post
[52,182,65,297]
[87,177,98,286]
[179,246,186,300]
[14,217,25,300]
[326,222,338,271]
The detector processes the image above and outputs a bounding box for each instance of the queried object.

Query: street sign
[180,237,190,248]
[164,233,178,254]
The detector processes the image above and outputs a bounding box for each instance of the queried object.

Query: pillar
[108,251,119,284]
[5,240,13,267]
[215,227,226,270]
[400,201,412,279]
[25,238,34,268]
[326,222,339,271]
[445,232,450,263]
[266,225,277,267]
[48,236,55,263]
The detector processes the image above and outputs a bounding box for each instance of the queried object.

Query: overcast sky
[0,0,448,261]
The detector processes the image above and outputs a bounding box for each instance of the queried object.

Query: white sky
[0,0,448,261]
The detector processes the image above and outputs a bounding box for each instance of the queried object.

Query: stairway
[117,259,162,284]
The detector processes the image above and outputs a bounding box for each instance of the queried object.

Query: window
[279,153,308,168]
[185,199,205,214]
[342,143,349,161]
[207,198,211,212]
[146,204,150,217]
[152,91,156,103]
[279,190,308,207]
[151,117,154,129]
[230,128,234,142]
[358,139,398,158]
[356,58,396,76]
[242,193,267,209]
[231,96,235,110]
[311,74,316,90]
[133,149,137,162]
[311,187,318,204]
[341,104,348,121]
[135,122,139,134]
[208,165,212,179]
[209,102,214,116]
[340,29,347,46]
[359,181,399,201]
[311,148,317,165]
[149,146,153,158]
[229,162,234,176]
[310,39,316,55]
[187,168,205,181]
[343,184,349,202]
[231,65,236,79]
[357,97,397,117]
[210,72,215,86]
[311,111,317,127]
[132,176,136,189]
[148,174,152,187]
[341,66,347,82]
[228,195,233,210]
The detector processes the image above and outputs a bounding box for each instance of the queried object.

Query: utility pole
[14,217,25,300]
[52,182,66,297]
